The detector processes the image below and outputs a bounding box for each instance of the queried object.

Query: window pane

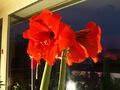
[8,0,120,90]
[9,20,31,90]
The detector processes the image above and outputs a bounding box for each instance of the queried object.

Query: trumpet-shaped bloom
[64,22,102,65]
[75,21,102,63]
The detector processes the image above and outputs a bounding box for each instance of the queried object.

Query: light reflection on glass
[66,79,76,90]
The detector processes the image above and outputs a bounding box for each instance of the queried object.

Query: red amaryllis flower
[23,9,61,65]
[64,22,102,65]
[23,9,76,65]
[23,9,102,66]
[76,21,102,63]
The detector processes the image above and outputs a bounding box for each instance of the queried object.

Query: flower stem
[39,62,52,90]
[58,49,67,90]
[31,59,36,90]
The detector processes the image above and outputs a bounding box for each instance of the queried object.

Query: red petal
[59,23,76,51]
[30,21,50,32]
[27,40,44,61]
[49,13,61,38]
[30,9,61,36]
[44,43,60,65]
[30,9,52,25]
[97,25,102,53]
[23,30,29,38]
[67,42,88,65]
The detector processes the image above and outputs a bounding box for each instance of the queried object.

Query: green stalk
[39,62,52,90]
[58,49,67,90]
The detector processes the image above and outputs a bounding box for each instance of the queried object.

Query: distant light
[66,80,76,90]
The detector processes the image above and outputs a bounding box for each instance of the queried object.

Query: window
[8,0,120,90]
